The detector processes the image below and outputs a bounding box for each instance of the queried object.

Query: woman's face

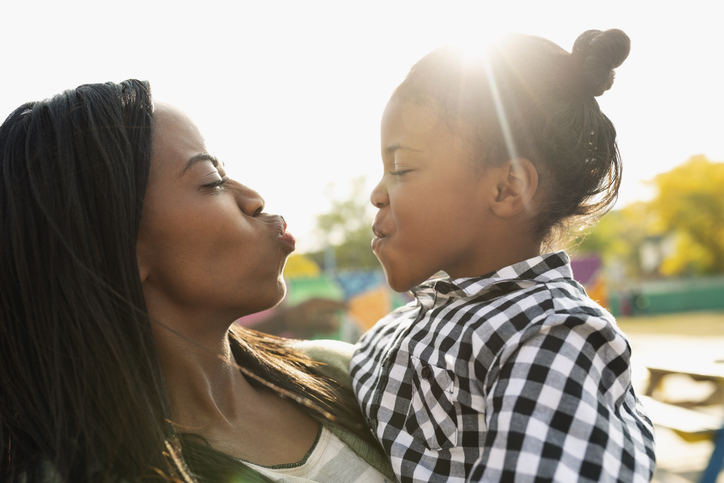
[137,104,295,326]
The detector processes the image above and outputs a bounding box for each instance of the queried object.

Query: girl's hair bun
[571,29,630,98]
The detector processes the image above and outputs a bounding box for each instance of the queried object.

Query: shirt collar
[412,251,573,299]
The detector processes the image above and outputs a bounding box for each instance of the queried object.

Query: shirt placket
[366,287,437,429]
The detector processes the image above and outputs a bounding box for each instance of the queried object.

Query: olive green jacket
[23,340,395,483]
[292,339,396,482]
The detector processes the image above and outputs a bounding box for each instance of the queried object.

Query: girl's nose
[370,180,389,208]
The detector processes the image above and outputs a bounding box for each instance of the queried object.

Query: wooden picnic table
[643,358,724,483]
[645,358,724,401]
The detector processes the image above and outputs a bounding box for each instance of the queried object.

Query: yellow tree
[649,155,724,275]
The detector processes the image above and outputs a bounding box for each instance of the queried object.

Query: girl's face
[137,104,296,326]
[370,98,499,292]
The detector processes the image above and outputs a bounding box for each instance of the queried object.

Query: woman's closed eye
[201,176,229,190]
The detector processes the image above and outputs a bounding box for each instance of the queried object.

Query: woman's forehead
[153,103,203,144]
[151,103,207,172]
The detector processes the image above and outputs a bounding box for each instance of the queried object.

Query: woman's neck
[152,323,252,431]
[150,317,321,465]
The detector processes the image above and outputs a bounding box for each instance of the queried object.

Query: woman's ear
[136,240,150,284]
[490,158,539,219]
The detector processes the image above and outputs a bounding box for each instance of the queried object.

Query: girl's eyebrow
[386,143,423,154]
[179,153,220,176]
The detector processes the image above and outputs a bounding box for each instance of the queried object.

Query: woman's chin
[261,280,288,311]
[270,281,288,308]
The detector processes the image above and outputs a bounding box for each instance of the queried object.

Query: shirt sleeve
[467,314,656,482]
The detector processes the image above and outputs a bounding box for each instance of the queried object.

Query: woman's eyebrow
[178,153,220,176]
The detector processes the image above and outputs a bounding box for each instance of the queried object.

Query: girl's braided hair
[394,29,631,245]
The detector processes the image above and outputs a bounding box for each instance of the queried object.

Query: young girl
[351,30,656,482]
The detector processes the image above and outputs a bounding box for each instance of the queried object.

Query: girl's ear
[490,158,539,219]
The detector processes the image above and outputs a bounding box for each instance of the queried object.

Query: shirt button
[420,366,432,380]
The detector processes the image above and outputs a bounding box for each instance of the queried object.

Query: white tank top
[243,426,391,483]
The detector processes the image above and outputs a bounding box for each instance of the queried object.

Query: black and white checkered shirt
[351,252,655,482]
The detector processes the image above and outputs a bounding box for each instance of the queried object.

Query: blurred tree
[308,177,381,270]
[573,201,652,279]
[249,298,347,339]
[649,155,724,275]
[574,155,724,278]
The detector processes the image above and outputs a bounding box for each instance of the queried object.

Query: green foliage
[308,178,381,270]
[315,177,369,244]
[573,202,652,278]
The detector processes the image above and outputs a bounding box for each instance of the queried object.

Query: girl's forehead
[382,98,442,136]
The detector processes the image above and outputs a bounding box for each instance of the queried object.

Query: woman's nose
[370,180,388,208]
[238,185,265,216]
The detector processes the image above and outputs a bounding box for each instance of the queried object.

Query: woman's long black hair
[0,80,374,482]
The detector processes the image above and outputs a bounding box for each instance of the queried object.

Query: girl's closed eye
[389,169,413,176]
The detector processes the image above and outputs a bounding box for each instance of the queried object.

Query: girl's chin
[381,269,417,294]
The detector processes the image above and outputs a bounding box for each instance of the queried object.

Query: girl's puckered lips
[371,225,386,252]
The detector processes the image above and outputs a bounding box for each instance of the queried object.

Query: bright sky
[2,1,722,252]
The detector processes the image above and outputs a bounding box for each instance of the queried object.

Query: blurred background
[2,1,723,481]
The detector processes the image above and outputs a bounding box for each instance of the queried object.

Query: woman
[0,80,393,482]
